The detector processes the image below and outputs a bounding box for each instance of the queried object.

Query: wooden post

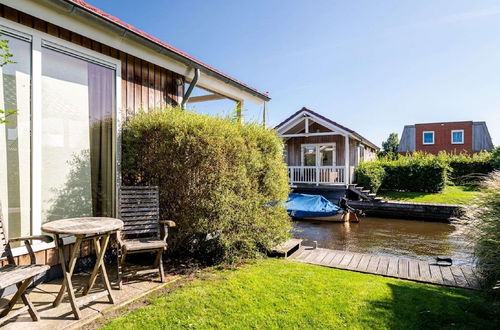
[344,135,350,186]
[236,100,244,123]
[262,102,267,127]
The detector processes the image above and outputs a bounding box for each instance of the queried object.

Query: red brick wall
[415,122,473,154]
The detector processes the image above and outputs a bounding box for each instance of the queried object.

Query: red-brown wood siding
[0,4,184,119]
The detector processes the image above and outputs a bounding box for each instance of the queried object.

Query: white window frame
[451,129,464,144]
[0,19,122,247]
[422,131,435,145]
[300,143,337,167]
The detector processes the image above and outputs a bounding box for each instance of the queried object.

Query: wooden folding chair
[117,186,175,289]
[0,203,53,325]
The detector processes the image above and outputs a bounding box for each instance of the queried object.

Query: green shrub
[441,152,493,185]
[355,162,385,193]
[460,171,500,290]
[379,153,448,193]
[492,146,500,170]
[122,107,291,263]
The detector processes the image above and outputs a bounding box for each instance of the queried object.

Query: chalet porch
[276,108,379,187]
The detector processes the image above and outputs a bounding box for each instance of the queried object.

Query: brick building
[397,121,494,154]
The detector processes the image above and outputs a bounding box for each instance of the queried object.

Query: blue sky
[87,0,500,146]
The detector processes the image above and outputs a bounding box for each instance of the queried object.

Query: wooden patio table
[41,217,123,320]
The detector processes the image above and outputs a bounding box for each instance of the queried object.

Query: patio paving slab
[0,266,178,330]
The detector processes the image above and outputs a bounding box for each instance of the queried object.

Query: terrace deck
[289,247,481,290]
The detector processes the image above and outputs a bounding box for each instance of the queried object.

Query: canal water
[292,217,474,266]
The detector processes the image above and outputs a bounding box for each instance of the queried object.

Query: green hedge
[380,155,448,193]
[122,108,291,263]
[444,152,493,185]
[356,153,448,193]
[354,162,385,193]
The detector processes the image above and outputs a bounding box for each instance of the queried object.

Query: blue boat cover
[285,193,340,218]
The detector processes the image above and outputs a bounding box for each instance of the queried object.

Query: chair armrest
[6,235,53,265]
[159,221,176,243]
[159,220,176,227]
[8,235,53,244]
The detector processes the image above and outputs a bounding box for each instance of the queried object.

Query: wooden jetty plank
[376,257,389,276]
[367,256,380,273]
[440,266,456,286]
[387,257,399,276]
[321,250,337,265]
[346,253,363,270]
[339,252,354,267]
[461,266,481,289]
[408,260,420,281]
[429,265,444,284]
[357,255,371,271]
[398,259,409,279]
[329,251,346,266]
[304,249,320,262]
[450,266,468,288]
[295,249,313,262]
[418,261,432,282]
[288,247,306,260]
[312,250,329,264]
[291,247,478,290]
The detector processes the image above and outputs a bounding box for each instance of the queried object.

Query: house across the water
[398,121,494,154]
[0,0,269,264]
[275,107,379,187]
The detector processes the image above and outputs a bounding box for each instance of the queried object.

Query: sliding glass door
[0,35,31,238]
[0,21,119,236]
[41,47,116,223]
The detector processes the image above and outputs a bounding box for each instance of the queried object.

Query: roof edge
[58,0,270,101]
[275,107,380,150]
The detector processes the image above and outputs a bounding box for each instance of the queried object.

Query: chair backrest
[0,202,7,258]
[119,186,161,237]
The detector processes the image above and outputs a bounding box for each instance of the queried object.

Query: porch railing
[288,166,346,185]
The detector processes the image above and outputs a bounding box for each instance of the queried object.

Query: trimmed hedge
[380,154,448,193]
[444,152,493,185]
[356,153,448,193]
[354,162,385,193]
[122,108,291,263]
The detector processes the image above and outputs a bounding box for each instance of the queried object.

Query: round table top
[41,217,124,235]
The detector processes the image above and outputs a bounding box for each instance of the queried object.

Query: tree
[381,133,399,154]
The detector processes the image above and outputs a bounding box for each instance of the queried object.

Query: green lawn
[101,259,498,329]
[378,185,480,205]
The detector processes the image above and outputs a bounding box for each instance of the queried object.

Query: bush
[492,146,500,170]
[460,171,500,290]
[122,107,291,263]
[355,162,385,193]
[379,153,448,193]
[441,152,493,185]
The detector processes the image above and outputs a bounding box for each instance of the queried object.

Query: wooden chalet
[276,108,379,186]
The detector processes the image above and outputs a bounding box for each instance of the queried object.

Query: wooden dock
[289,247,481,290]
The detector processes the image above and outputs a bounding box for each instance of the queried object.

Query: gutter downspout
[181,68,200,108]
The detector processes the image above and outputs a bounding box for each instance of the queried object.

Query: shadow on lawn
[364,282,497,329]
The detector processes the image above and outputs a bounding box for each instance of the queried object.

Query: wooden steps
[270,239,303,258]
[348,185,383,202]
[289,247,481,290]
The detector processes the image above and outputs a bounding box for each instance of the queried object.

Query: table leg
[83,234,114,303]
[53,235,83,320]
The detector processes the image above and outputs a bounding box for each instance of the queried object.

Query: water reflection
[292,217,474,266]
